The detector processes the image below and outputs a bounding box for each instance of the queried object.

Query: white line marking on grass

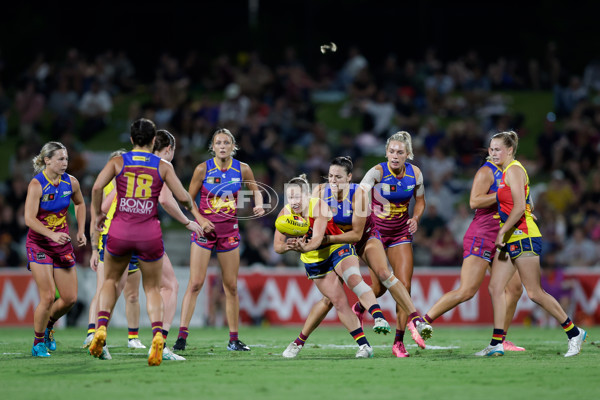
[312,344,459,350]
[3,353,24,355]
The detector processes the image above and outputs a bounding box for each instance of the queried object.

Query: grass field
[1,325,598,400]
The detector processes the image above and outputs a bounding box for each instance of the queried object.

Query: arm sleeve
[415,171,425,196]
[359,167,381,192]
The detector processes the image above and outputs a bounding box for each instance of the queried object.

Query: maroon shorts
[355,226,382,255]
[192,220,240,252]
[106,235,164,262]
[379,229,413,249]
[462,235,495,263]
[26,245,76,269]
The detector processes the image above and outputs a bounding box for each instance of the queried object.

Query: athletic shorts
[303,244,358,279]
[380,231,413,248]
[503,236,542,260]
[463,235,496,262]
[191,220,240,252]
[355,226,382,255]
[106,235,164,262]
[26,245,76,269]
[99,235,139,272]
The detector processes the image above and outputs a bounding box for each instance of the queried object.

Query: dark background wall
[1,1,599,84]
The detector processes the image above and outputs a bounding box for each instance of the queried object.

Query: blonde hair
[386,131,414,160]
[209,128,239,156]
[109,149,127,159]
[32,142,67,173]
[491,130,519,156]
[288,173,310,194]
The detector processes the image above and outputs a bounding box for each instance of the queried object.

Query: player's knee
[320,297,333,309]
[39,291,55,307]
[488,281,504,298]
[126,293,139,304]
[189,280,205,294]
[506,281,523,298]
[458,286,478,302]
[526,288,544,305]
[342,266,362,287]
[222,281,238,296]
[329,295,348,310]
[381,273,399,289]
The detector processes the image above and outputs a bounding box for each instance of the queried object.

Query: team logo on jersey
[473,246,480,253]
[42,194,55,202]
[382,184,391,192]
[206,177,222,184]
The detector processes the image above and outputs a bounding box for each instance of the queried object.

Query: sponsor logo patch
[338,248,349,256]
[228,236,240,245]
[483,250,492,259]
[198,237,208,243]
[36,252,47,261]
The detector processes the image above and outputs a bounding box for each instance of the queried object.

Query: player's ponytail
[330,156,353,174]
[491,130,519,157]
[386,131,414,160]
[32,141,67,173]
[288,173,310,194]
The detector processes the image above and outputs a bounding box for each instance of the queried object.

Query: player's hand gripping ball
[275,214,310,236]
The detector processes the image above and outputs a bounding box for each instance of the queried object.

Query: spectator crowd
[1,42,600,278]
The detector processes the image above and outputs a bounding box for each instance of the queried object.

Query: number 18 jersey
[111,150,164,240]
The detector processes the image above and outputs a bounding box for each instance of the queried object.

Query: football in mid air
[320,42,337,54]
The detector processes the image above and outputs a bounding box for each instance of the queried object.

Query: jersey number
[124,172,153,199]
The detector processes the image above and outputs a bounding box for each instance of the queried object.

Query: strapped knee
[342,266,362,285]
[342,266,371,297]
[352,281,372,298]
[382,274,399,289]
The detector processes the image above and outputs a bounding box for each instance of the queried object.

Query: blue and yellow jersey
[198,157,242,222]
[97,180,117,251]
[323,183,359,232]
[497,160,541,242]
[26,171,73,251]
